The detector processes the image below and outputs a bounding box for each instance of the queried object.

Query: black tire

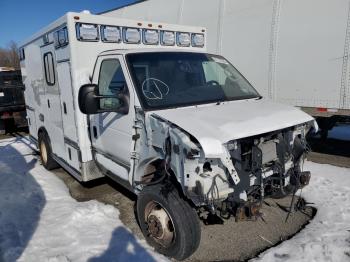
[38,132,59,170]
[137,183,201,260]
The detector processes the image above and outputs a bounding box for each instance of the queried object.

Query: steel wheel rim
[40,140,48,165]
[144,200,175,247]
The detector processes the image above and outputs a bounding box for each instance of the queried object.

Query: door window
[43,52,55,86]
[98,59,127,110]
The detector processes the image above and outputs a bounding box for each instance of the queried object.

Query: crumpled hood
[151,99,314,157]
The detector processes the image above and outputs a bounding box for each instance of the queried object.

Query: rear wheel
[137,183,201,260]
[38,132,59,170]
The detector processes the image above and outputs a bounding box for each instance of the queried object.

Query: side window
[19,48,25,61]
[202,59,254,96]
[43,52,55,86]
[54,27,69,49]
[98,59,127,110]
[202,61,227,85]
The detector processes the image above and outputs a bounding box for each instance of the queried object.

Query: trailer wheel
[137,183,201,260]
[38,132,59,170]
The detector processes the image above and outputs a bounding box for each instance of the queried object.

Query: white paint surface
[153,98,314,156]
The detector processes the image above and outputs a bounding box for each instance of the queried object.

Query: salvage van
[20,12,317,260]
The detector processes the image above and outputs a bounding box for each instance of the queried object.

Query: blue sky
[0,0,138,47]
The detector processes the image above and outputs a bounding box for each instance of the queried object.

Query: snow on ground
[256,125,350,261]
[0,137,167,262]
[254,162,350,262]
[1,135,350,262]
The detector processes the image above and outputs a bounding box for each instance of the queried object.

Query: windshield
[127,52,260,110]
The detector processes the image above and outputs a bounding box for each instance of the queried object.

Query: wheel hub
[147,214,164,238]
[145,202,174,247]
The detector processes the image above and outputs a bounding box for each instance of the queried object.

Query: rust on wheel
[144,201,175,247]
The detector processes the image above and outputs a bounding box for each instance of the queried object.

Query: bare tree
[0,48,11,67]
[0,41,20,69]
[7,41,20,69]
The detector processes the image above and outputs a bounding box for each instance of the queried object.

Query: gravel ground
[2,130,349,261]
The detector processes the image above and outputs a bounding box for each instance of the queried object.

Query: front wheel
[137,183,201,260]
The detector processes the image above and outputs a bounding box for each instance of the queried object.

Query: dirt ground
[52,169,315,262]
[1,128,349,261]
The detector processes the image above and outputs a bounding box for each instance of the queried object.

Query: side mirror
[78,84,99,114]
[78,83,129,115]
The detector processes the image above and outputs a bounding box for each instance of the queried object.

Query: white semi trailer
[102,0,350,138]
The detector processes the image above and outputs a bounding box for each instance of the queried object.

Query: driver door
[90,55,135,181]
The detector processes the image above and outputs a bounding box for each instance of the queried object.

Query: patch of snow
[253,161,350,262]
[0,137,167,262]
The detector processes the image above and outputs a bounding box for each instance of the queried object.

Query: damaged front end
[181,123,315,221]
[134,112,315,222]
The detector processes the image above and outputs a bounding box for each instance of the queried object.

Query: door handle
[63,102,67,114]
[93,126,98,139]
[47,99,50,108]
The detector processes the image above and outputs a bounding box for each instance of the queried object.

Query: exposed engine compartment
[217,125,312,220]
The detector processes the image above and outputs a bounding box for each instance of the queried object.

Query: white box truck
[20,11,317,260]
[102,0,350,139]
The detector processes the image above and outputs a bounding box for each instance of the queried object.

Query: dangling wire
[206,174,228,209]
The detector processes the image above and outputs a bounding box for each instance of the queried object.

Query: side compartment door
[56,61,80,170]
[90,55,135,181]
[40,45,65,159]
[57,62,77,141]
[26,108,37,140]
